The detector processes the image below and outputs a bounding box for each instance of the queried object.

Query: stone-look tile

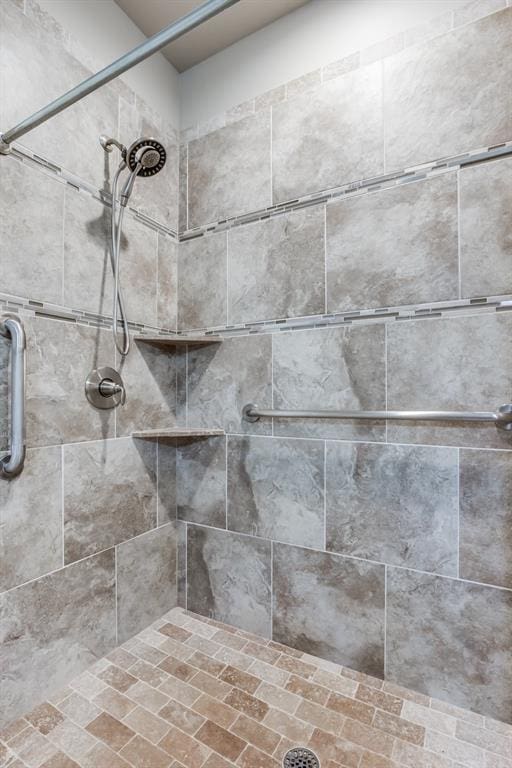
[178,144,188,233]
[387,313,512,449]
[272,63,383,204]
[326,174,458,312]
[63,190,158,326]
[188,111,271,227]
[384,9,512,169]
[322,51,360,81]
[158,235,178,331]
[56,692,101,728]
[116,524,178,643]
[227,435,324,549]
[459,449,512,589]
[116,336,176,436]
[273,543,385,677]
[187,334,272,435]
[118,98,179,232]
[326,442,458,575]
[178,232,227,330]
[386,567,512,722]
[0,446,62,591]
[0,0,119,191]
[157,442,177,526]
[177,436,226,528]
[460,157,512,298]
[196,719,246,761]
[25,316,114,448]
[228,207,325,325]
[63,437,157,563]
[187,525,272,637]
[254,85,286,111]
[273,325,386,441]
[0,550,115,727]
[0,158,63,305]
[121,733,172,767]
[85,712,134,752]
[176,521,187,608]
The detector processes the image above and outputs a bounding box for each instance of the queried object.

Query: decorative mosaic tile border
[181,0,510,142]
[180,140,512,239]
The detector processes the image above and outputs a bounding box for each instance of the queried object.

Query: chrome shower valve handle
[85,367,126,409]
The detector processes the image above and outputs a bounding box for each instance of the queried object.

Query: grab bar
[242,403,512,431]
[1,315,26,477]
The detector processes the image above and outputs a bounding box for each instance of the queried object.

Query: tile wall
[175,1,512,725]
[0,0,180,726]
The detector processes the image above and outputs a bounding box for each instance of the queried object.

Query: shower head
[126,137,166,177]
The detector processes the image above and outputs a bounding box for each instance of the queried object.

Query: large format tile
[187,525,272,637]
[25,316,115,448]
[386,568,512,722]
[273,325,386,441]
[63,437,158,564]
[178,232,227,330]
[116,523,178,643]
[0,157,63,304]
[384,8,512,169]
[387,313,512,448]
[64,188,159,326]
[326,442,458,575]
[459,156,512,298]
[0,446,62,591]
[187,111,271,227]
[177,436,226,528]
[273,543,385,677]
[326,174,458,312]
[157,234,178,331]
[116,336,176,436]
[0,550,116,727]
[228,207,325,325]
[0,0,119,190]
[460,449,512,589]
[187,334,272,435]
[227,435,325,549]
[272,63,383,203]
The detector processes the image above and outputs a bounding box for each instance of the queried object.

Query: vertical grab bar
[1,315,26,477]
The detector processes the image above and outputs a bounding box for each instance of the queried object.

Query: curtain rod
[0,0,240,154]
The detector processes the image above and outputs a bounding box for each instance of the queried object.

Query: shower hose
[110,164,131,356]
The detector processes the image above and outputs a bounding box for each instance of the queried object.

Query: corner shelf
[134,334,222,348]
[132,427,225,440]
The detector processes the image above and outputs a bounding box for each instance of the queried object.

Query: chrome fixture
[101,135,167,357]
[1,315,26,477]
[85,366,126,410]
[242,403,512,431]
[0,0,240,154]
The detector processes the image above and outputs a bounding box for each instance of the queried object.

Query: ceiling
[114,0,310,72]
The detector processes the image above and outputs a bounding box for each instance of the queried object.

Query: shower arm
[0,0,240,154]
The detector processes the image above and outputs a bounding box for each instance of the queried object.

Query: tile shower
[1,0,512,767]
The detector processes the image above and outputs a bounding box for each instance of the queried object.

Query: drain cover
[283,747,320,768]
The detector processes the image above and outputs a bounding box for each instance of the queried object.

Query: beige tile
[219,666,260,695]
[97,665,137,694]
[373,710,425,746]
[263,708,314,743]
[85,712,135,752]
[327,692,375,724]
[57,693,102,727]
[295,699,345,735]
[157,700,205,735]
[223,689,268,722]
[195,719,246,762]
[238,744,280,768]
[47,719,98,762]
[158,725,210,767]
[342,719,395,758]
[192,694,238,730]
[285,675,329,706]
[128,681,170,713]
[82,743,133,768]
[123,706,170,744]
[25,703,64,735]
[120,734,173,768]
[356,684,403,716]
[230,714,280,755]
[92,687,137,720]
[39,753,81,768]
[158,677,201,708]
[254,681,300,715]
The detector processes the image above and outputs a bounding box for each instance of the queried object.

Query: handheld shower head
[126,137,166,177]
[120,137,167,207]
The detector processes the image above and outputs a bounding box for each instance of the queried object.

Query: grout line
[269,106,273,207]
[61,444,65,568]
[384,564,388,679]
[323,440,327,552]
[323,203,328,313]
[114,546,118,646]
[225,434,228,531]
[225,231,230,327]
[457,169,462,299]
[456,447,460,579]
[270,539,274,641]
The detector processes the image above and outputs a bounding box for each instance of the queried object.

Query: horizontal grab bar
[242,404,512,431]
[1,315,26,477]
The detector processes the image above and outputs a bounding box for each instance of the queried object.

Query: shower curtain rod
[242,404,512,431]
[0,0,240,154]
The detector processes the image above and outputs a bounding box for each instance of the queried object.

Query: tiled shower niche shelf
[132,427,225,440]
[134,333,222,347]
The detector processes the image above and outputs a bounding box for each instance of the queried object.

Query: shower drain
[282,747,320,768]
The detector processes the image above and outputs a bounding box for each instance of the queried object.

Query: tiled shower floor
[1,609,510,768]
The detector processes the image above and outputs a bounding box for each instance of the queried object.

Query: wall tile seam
[0,521,178,599]
[183,519,512,593]
[181,0,509,139]
[14,0,179,137]
[9,148,179,240]
[179,142,512,238]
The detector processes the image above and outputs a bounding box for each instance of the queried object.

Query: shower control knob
[85,366,126,409]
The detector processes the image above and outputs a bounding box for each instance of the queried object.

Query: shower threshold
[1,609,508,767]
